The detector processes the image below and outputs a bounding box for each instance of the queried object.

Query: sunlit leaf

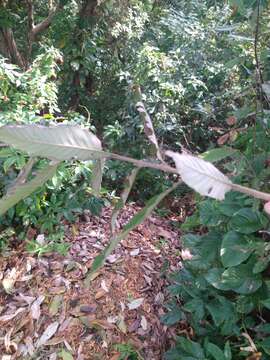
[166,151,232,200]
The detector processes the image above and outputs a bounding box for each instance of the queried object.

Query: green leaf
[260,337,270,355]
[0,124,104,161]
[229,208,267,234]
[224,341,232,360]
[220,231,253,267]
[200,147,237,163]
[206,343,226,360]
[183,298,205,321]
[176,337,205,358]
[205,264,262,294]
[0,163,59,216]
[222,263,262,294]
[161,307,184,325]
[199,200,226,226]
[253,257,270,274]
[219,192,250,217]
[206,297,236,327]
[84,181,181,286]
[59,349,74,360]
[183,232,222,270]
[261,299,270,310]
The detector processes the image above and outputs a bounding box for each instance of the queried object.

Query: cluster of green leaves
[163,131,270,358]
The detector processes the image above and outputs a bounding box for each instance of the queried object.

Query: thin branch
[106,152,178,174]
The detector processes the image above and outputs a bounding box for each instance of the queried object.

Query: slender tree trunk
[0,28,26,68]
[68,0,98,110]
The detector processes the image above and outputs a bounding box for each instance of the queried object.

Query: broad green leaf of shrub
[206,297,238,334]
[261,299,270,310]
[200,147,237,163]
[206,343,226,360]
[253,257,270,274]
[218,192,251,217]
[161,306,184,325]
[260,337,270,355]
[183,298,205,321]
[175,337,205,359]
[199,200,226,226]
[220,231,253,267]
[205,264,262,294]
[0,124,104,161]
[229,208,268,234]
[183,232,222,270]
[224,341,232,360]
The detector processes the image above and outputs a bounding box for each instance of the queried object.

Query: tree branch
[0,28,25,68]
[29,2,62,41]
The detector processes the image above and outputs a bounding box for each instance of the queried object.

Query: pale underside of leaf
[0,124,103,161]
[166,151,232,200]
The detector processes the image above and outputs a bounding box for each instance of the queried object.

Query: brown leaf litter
[0,204,186,360]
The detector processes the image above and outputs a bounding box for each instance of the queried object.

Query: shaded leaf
[220,231,253,267]
[200,147,237,163]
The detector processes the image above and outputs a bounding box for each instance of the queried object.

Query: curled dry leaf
[0,308,25,322]
[217,133,229,146]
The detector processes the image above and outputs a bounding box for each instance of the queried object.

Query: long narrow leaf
[0,162,59,216]
[0,124,103,161]
[166,151,232,200]
[111,167,139,234]
[84,181,181,286]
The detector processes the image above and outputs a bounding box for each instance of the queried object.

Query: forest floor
[0,202,190,360]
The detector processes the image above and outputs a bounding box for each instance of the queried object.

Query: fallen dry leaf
[127,298,144,310]
[2,268,18,294]
[31,295,45,320]
[49,295,63,316]
[36,321,59,348]
[141,315,148,330]
[0,308,25,322]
